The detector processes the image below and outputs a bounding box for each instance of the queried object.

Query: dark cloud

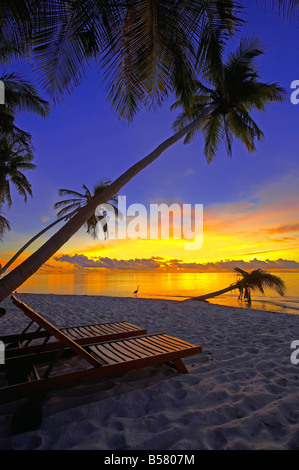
[55,254,299,272]
[55,254,160,271]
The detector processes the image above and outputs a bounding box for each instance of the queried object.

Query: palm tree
[170,38,284,161]
[0,181,119,276]
[0,39,50,246]
[187,267,286,304]
[0,37,50,146]
[0,208,11,241]
[0,138,36,207]
[234,267,286,304]
[0,71,50,149]
[0,38,285,301]
[54,181,121,240]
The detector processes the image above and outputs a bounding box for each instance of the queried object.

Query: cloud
[55,254,161,271]
[55,254,299,272]
[261,223,299,234]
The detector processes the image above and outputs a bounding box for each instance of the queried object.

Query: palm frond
[1,73,50,117]
[257,0,299,20]
[25,1,242,120]
[31,0,118,104]
[202,112,223,162]
[57,188,86,199]
[0,211,11,241]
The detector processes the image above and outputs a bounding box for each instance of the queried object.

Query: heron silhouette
[133,286,139,295]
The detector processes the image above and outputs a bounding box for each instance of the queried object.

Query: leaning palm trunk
[186,283,239,301]
[0,210,78,276]
[0,105,216,302]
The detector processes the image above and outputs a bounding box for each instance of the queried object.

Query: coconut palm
[188,267,286,304]
[54,181,121,240]
[234,267,286,304]
[0,71,50,149]
[0,36,50,146]
[170,38,284,162]
[0,181,119,276]
[0,209,11,241]
[0,138,36,207]
[0,38,286,301]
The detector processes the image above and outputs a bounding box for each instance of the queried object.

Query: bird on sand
[133,286,139,294]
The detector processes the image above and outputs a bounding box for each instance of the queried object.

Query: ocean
[12,271,299,315]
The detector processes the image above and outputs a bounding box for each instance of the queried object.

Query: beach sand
[0,292,299,450]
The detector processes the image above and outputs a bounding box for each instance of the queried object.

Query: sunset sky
[1,3,299,275]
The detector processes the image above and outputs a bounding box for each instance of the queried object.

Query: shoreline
[1,293,299,450]
[6,289,299,316]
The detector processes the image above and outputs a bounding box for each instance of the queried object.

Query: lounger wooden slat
[89,346,119,365]
[132,336,171,355]
[95,323,125,334]
[104,342,143,361]
[123,337,165,357]
[91,343,137,364]
[159,334,195,348]
[3,298,147,359]
[110,340,148,360]
[139,336,174,353]
[111,338,154,359]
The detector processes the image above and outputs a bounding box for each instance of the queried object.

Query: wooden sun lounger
[2,296,147,359]
[0,296,202,405]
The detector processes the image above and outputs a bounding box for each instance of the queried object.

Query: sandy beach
[0,292,299,450]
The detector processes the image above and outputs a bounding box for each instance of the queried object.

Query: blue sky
[2,1,299,270]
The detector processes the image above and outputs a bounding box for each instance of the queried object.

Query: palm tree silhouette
[54,181,121,240]
[234,267,286,304]
[0,38,49,246]
[0,139,36,207]
[0,38,50,149]
[0,38,285,301]
[0,181,119,276]
[0,208,10,241]
[170,38,284,161]
[189,268,286,304]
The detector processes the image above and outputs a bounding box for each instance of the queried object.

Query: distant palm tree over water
[188,267,286,304]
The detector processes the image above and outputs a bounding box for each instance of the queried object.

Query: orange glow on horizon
[2,180,299,274]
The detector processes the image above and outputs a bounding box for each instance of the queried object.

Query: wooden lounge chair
[0,296,202,406]
[2,296,147,359]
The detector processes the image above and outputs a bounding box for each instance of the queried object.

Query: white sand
[1,292,299,450]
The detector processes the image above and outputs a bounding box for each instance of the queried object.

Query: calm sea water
[14,271,299,315]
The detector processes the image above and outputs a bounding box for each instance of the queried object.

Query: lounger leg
[172,358,189,374]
